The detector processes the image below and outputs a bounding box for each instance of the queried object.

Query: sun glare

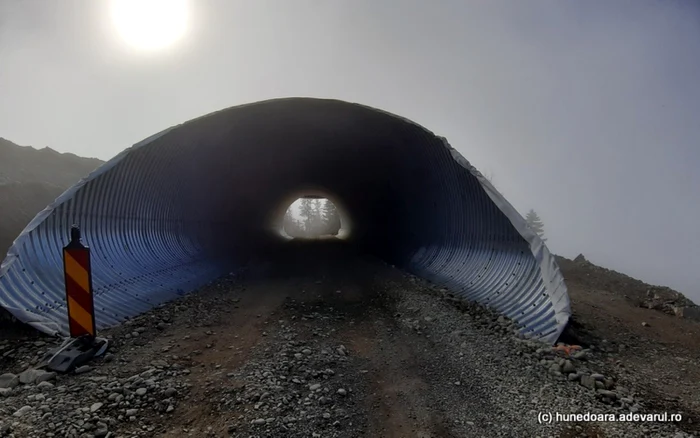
[110,0,188,51]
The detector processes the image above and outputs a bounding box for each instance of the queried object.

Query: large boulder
[642,287,698,316]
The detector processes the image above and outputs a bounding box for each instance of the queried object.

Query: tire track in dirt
[347,322,458,438]
[292,251,462,438]
[152,276,292,436]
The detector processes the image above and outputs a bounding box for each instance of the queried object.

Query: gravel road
[0,239,692,438]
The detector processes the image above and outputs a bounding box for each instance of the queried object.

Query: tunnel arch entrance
[0,97,570,343]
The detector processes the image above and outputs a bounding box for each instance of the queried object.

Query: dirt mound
[556,254,697,317]
[558,251,700,436]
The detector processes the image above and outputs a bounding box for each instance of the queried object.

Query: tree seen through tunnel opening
[284,197,341,238]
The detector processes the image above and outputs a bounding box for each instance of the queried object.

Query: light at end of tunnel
[272,190,352,241]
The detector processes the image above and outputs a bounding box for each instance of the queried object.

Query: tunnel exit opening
[283,196,342,239]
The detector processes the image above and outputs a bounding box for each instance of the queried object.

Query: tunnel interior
[0,98,570,343]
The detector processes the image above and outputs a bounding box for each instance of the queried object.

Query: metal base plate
[39,336,109,373]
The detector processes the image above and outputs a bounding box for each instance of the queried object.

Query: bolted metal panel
[0,98,570,343]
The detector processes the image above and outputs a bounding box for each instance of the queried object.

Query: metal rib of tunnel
[0,98,570,343]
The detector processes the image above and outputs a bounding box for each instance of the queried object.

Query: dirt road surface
[0,239,694,438]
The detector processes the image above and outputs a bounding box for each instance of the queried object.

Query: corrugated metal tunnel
[0,98,570,343]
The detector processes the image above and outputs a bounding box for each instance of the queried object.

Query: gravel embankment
[0,240,694,438]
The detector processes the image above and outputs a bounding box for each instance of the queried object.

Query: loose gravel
[0,240,694,438]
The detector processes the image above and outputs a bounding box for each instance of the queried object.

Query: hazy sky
[1,0,699,301]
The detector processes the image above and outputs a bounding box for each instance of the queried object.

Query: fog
[1,0,698,301]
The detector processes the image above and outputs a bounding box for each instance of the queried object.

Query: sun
[110,0,189,51]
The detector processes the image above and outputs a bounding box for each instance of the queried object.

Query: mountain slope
[0,138,104,258]
[0,137,102,188]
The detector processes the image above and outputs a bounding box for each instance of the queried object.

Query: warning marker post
[64,225,97,338]
[41,225,109,373]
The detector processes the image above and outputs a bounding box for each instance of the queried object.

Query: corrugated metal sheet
[0,98,570,343]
